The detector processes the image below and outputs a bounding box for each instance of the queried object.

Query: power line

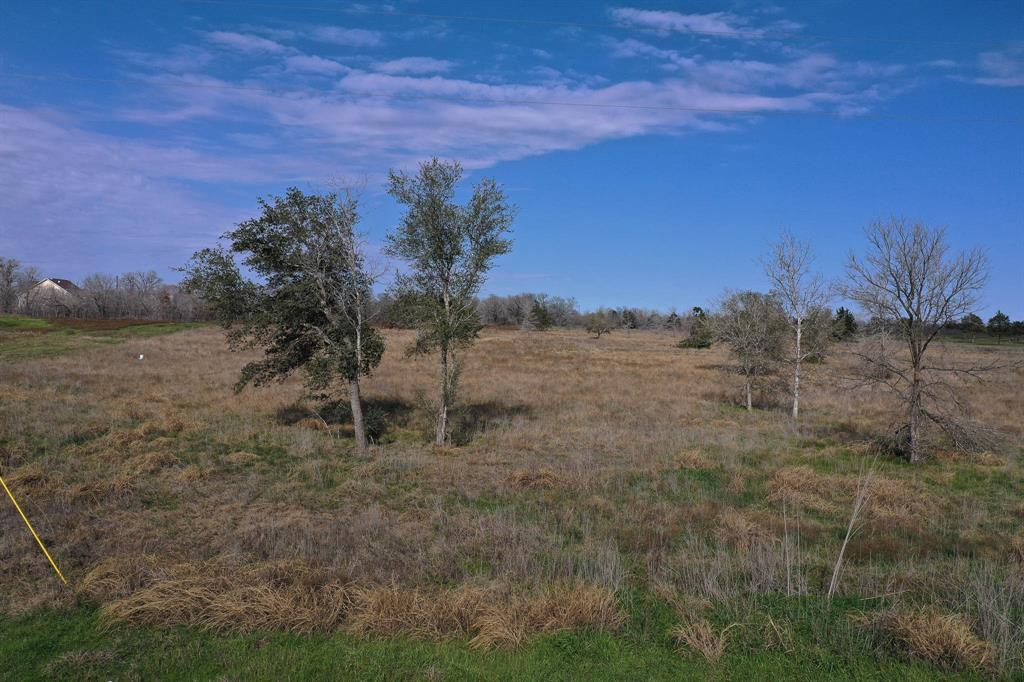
[178,0,1024,49]
[3,71,1022,125]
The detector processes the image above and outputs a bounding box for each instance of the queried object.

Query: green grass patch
[0,603,985,681]
[0,315,202,362]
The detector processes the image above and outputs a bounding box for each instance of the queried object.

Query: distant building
[18,278,81,316]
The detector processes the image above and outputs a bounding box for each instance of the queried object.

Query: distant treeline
[0,258,205,321]
[3,257,1021,344]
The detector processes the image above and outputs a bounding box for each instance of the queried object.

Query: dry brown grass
[88,558,350,634]
[80,554,622,648]
[765,465,934,531]
[671,618,739,663]
[855,608,996,673]
[506,467,562,490]
[0,326,1021,664]
[468,584,625,650]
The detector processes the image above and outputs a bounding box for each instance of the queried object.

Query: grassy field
[0,324,1021,680]
[0,315,200,362]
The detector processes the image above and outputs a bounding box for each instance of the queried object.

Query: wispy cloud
[372,57,455,75]
[974,47,1024,87]
[609,7,756,37]
[205,31,289,54]
[0,105,244,275]
[1,10,918,276]
[285,54,350,75]
[310,26,383,47]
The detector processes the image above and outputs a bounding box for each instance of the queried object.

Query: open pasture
[1,325,1022,680]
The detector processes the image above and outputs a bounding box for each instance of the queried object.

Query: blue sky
[1,0,1021,317]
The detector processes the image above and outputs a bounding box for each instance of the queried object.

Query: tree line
[0,260,205,321]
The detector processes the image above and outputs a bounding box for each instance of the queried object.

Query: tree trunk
[793,318,802,419]
[349,378,368,456]
[745,377,753,411]
[908,367,922,463]
[435,345,450,446]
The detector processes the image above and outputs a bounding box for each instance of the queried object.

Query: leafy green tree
[959,313,985,334]
[832,306,858,340]
[584,310,613,338]
[987,310,1010,336]
[385,158,515,446]
[181,188,384,455]
[528,298,552,331]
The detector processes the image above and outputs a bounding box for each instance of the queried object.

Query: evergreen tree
[987,310,1011,336]
[528,298,553,330]
[832,306,858,340]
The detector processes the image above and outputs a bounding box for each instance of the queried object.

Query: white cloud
[974,47,1024,87]
[0,105,244,275]
[205,31,289,54]
[1,15,918,274]
[285,54,350,75]
[372,57,455,75]
[310,26,382,47]
[609,7,755,36]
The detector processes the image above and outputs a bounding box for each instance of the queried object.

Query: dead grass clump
[856,608,995,673]
[469,584,625,650]
[98,560,351,634]
[4,461,51,490]
[348,583,623,649]
[506,468,561,490]
[765,466,837,514]
[70,473,135,502]
[862,476,932,531]
[127,451,182,476]
[103,428,146,448]
[346,583,496,640]
[676,449,714,470]
[79,555,168,602]
[178,464,207,483]
[670,618,738,663]
[715,508,767,549]
[766,466,932,531]
[223,450,260,466]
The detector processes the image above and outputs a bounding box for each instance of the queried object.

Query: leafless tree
[844,218,991,463]
[82,273,121,317]
[764,232,830,419]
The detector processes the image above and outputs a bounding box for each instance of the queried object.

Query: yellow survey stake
[0,473,67,585]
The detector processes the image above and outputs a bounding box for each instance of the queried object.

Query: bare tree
[81,274,121,318]
[712,291,789,411]
[844,218,990,463]
[764,232,830,419]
